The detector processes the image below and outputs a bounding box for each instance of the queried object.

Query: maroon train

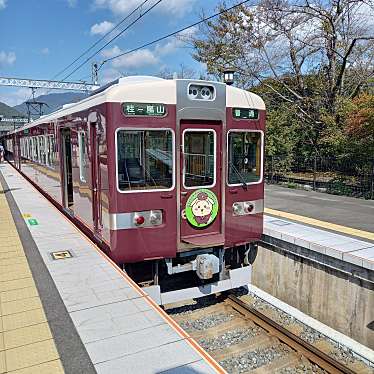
[3,76,265,304]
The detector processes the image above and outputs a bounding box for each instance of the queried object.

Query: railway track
[166,294,371,374]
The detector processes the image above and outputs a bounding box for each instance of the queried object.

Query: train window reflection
[117,129,173,191]
[78,132,87,182]
[183,130,215,188]
[228,131,262,185]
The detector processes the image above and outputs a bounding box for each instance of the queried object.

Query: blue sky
[0,0,227,106]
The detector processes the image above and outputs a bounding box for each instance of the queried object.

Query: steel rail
[227,294,356,374]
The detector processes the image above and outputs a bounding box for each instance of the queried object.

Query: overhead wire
[50,0,151,81]
[101,0,252,66]
[60,0,163,83]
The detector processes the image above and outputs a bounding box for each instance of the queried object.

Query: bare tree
[192,0,374,154]
[158,63,199,79]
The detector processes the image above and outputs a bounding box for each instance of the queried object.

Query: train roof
[11,76,265,134]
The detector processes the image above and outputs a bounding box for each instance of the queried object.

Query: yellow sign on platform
[51,250,73,260]
[22,213,32,218]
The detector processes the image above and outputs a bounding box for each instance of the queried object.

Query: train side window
[49,135,55,165]
[116,129,174,192]
[227,131,263,185]
[32,137,38,162]
[183,130,215,188]
[78,132,87,182]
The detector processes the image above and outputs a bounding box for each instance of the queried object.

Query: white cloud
[94,0,196,17]
[0,88,31,107]
[41,47,50,55]
[0,0,6,10]
[90,20,114,35]
[100,68,123,84]
[0,51,16,67]
[67,0,77,7]
[101,45,122,59]
[155,27,197,56]
[101,45,159,69]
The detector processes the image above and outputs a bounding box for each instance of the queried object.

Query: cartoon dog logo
[190,191,215,225]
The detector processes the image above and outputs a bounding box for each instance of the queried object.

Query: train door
[61,128,74,210]
[180,122,223,246]
[90,123,102,237]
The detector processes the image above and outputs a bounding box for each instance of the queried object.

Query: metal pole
[271,155,274,183]
[371,159,374,200]
[313,154,317,191]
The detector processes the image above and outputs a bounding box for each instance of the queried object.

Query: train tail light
[232,201,258,216]
[243,202,254,213]
[132,210,163,227]
[134,215,145,226]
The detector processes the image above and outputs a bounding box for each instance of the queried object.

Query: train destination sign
[122,102,166,117]
[233,108,259,120]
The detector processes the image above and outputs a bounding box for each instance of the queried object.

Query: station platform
[0,163,223,374]
[263,208,374,274]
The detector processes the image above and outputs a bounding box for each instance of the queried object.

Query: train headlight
[187,84,215,101]
[232,203,242,216]
[200,86,213,100]
[149,210,162,225]
[187,87,199,100]
[233,201,257,216]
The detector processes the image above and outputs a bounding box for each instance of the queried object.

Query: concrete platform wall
[252,244,374,348]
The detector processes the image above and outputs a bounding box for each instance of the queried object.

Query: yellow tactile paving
[8,360,65,374]
[0,183,65,373]
[0,286,39,303]
[0,263,31,275]
[2,309,47,332]
[1,297,43,317]
[5,339,59,372]
[4,323,52,350]
[0,351,5,374]
[0,258,27,267]
[265,208,374,241]
[0,278,35,293]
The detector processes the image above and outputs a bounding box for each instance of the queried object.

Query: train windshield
[117,129,173,191]
[228,131,262,185]
[183,130,215,188]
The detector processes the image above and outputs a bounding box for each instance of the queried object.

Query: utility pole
[92,63,99,85]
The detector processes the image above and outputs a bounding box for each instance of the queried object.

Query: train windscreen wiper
[229,162,248,190]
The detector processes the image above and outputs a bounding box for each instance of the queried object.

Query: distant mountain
[0,102,25,118]
[14,92,88,117]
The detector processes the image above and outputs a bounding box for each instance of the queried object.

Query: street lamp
[223,68,235,85]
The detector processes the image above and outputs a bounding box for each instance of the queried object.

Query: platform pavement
[0,163,224,374]
[0,171,65,373]
[265,184,374,233]
[263,211,374,272]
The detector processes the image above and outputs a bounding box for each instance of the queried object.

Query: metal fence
[184,153,214,179]
[265,155,374,200]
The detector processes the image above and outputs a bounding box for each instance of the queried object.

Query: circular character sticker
[185,189,219,228]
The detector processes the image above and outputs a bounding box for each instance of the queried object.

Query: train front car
[107,77,265,304]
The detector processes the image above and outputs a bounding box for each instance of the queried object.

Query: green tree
[192,0,374,158]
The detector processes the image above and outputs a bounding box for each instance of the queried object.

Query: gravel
[244,293,296,327]
[167,295,221,316]
[299,325,324,344]
[329,345,356,364]
[220,344,290,373]
[198,326,261,352]
[179,312,236,332]
[241,292,374,370]
[280,363,327,373]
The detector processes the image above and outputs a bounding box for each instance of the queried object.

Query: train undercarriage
[124,244,258,305]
